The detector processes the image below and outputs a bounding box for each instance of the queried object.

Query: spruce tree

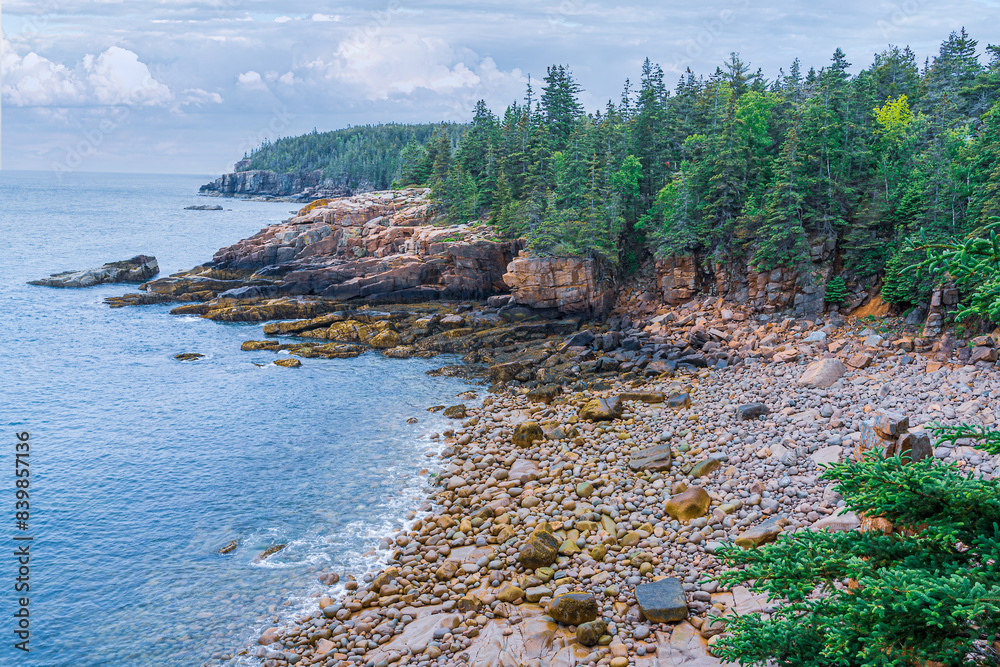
[715,423,1000,667]
[752,125,810,270]
[540,65,584,152]
[969,102,1000,226]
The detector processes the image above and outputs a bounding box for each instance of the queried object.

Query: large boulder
[517,523,561,569]
[546,593,599,626]
[29,255,158,287]
[736,402,769,421]
[735,516,790,549]
[635,578,688,622]
[512,421,544,447]
[576,619,607,646]
[579,397,623,421]
[665,487,711,521]
[628,443,673,473]
[798,358,846,388]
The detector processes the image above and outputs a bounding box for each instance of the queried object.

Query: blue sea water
[0,171,474,666]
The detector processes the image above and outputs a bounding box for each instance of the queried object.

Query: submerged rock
[184,204,223,210]
[274,358,302,368]
[174,353,204,361]
[259,544,287,560]
[218,540,239,554]
[29,255,158,288]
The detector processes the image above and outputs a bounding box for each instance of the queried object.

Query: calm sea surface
[0,171,473,666]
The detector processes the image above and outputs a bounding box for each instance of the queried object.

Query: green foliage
[242,123,464,189]
[881,246,931,306]
[714,422,1000,667]
[242,31,1000,281]
[907,219,1000,322]
[824,276,849,304]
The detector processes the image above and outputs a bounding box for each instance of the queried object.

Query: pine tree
[824,275,848,304]
[540,65,584,152]
[752,125,810,270]
[923,28,983,122]
[969,102,1000,226]
[399,138,428,185]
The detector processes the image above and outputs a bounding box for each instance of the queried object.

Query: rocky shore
[28,255,158,288]
[199,169,363,202]
[93,189,998,667]
[212,293,999,667]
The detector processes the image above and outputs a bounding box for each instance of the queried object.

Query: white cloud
[1,37,172,107]
[83,47,173,106]
[236,70,268,90]
[2,36,82,106]
[311,13,341,22]
[181,88,224,106]
[310,33,525,102]
[273,16,293,23]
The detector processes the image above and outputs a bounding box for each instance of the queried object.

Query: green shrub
[714,422,1000,666]
[824,276,849,305]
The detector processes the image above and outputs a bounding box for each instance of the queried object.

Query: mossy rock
[512,421,545,447]
[547,592,599,626]
[443,405,467,419]
[665,487,711,521]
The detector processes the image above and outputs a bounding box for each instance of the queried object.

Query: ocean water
[0,171,474,666]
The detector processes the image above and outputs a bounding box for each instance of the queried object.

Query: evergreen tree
[969,102,1000,226]
[752,125,811,270]
[715,422,1000,666]
[540,65,584,152]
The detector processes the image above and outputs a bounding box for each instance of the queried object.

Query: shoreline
[233,298,1000,667]
[218,357,485,667]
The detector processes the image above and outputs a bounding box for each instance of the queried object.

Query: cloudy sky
[3,0,999,175]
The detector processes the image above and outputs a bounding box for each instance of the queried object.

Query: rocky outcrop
[112,190,523,307]
[655,256,831,319]
[29,255,158,288]
[199,169,331,200]
[922,283,959,338]
[503,255,615,317]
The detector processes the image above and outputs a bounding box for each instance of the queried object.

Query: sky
[3,0,1000,176]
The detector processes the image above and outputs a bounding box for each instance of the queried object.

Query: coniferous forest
[240,123,466,191]
[243,30,1000,310]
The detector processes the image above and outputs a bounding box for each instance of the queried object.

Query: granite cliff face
[652,234,873,320]
[107,188,890,322]
[503,256,615,317]
[112,190,522,308]
[199,169,359,201]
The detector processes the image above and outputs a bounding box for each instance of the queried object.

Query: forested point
[243,30,1000,310]
[239,123,466,191]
